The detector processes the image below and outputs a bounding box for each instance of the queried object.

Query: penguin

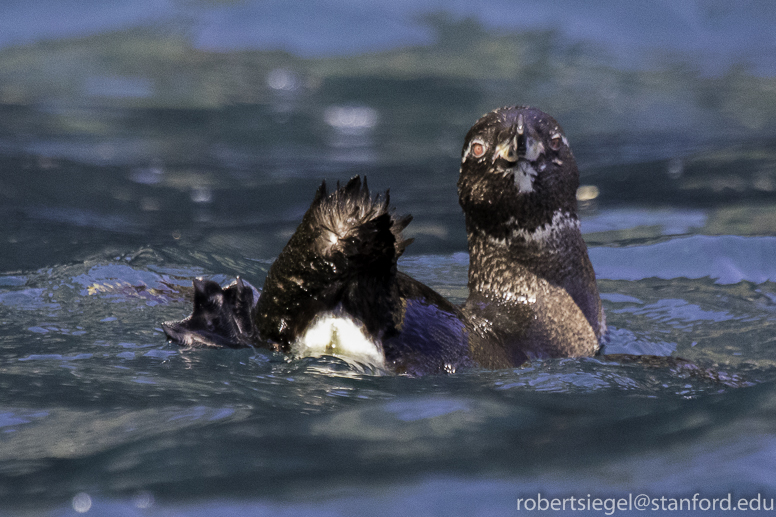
[457,105,605,363]
[164,177,492,374]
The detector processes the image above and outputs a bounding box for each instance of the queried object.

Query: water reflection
[582,208,707,235]
[267,68,301,93]
[84,75,154,99]
[324,104,379,163]
[324,105,379,133]
[267,68,307,123]
[129,161,164,185]
[590,236,776,284]
[72,492,92,513]
[190,186,212,204]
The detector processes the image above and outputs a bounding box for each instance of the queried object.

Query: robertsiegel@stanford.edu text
[516,493,773,513]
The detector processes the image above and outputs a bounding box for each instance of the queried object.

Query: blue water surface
[1,1,776,516]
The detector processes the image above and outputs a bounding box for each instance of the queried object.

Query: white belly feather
[291,311,386,369]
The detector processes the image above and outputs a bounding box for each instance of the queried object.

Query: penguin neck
[464,208,581,297]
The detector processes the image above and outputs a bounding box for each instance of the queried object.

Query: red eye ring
[471,142,486,158]
[549,135,563,151]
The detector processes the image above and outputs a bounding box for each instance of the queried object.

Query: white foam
[292,312,386,368]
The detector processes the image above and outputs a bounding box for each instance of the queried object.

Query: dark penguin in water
[164,177,495,374]
[163,106,605,372]
[250,177,491,374]
[458,105,605,363]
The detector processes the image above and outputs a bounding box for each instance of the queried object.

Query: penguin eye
[549,134,563,151]
[471,141,486,158]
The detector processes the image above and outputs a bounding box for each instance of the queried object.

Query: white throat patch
[292,311,386,369]
[514,161,538,193]
[511,136,545,193]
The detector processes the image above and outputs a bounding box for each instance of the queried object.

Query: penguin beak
[514,114,527,158]
[494,114,528,165]
[496,113,547,165]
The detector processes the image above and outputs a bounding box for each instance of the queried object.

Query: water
[2,1,776,515]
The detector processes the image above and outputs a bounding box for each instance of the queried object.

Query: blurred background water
[2,1,776,515]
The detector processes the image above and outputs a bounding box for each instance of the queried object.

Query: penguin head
[458,106,580,238]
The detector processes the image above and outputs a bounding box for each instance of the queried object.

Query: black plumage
[458,106,605,362]
[253,177,407,349]
[162,277,258,348]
